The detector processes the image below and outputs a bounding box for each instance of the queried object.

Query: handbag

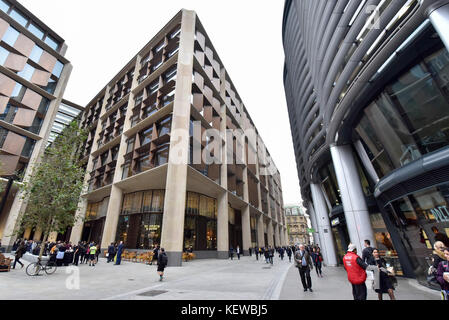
[386,266,395,277]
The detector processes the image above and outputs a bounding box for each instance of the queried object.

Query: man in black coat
[294,244,314,292]
[107,243,115,263]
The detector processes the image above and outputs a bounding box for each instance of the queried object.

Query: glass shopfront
[385,182,449,284]
[82,197,109,244]
[116,190,165,249]
[356,48,449,179]
[228,205,243,249]
[184,192,217,251]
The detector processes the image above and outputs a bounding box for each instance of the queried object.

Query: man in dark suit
[107,243,115,263]
[294,244,314,292]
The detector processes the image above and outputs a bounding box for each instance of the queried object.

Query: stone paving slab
[0,253,291,300]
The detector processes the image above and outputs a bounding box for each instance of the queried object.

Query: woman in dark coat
[13,241,26,269]
[312,247,323,277]
[372,248,396,300]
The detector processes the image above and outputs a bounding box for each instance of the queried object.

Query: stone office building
[283,0,449,287]
[69,9,287,266]
[0,0,72,248]
[285,204,310,246]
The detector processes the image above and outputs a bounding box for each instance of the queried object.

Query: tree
[17,120,87,260]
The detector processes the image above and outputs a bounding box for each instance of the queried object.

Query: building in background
[0,0,72,249]
[68,9,287,266]
[285,204,310,245]
[283,0,449,288]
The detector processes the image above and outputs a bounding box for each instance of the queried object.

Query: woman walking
[157,248,168,281]
[436,247,449,300]
[372,248,396,300]
[312,247,323,277]
[13,241,26,269]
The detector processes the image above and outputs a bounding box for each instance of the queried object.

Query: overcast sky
[19,0,302,205]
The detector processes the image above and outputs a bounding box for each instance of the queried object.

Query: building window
[2,26,20,47]
[27,23,44,40]
[356,48,449,179]
[10,9,28,26]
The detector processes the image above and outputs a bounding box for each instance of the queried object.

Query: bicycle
[26,257,57,276]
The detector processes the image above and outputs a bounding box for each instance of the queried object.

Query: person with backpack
[157,248,168,281]
[436,247,449,300]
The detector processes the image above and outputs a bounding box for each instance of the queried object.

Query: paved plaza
[0,253,441,300]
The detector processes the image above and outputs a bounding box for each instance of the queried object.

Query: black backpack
[161,254,168,265]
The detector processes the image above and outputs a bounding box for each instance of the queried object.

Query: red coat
[343,251,367,285]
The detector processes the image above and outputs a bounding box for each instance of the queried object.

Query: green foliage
[17,121,88,240]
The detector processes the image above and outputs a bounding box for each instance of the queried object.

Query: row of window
[0,0,60,51]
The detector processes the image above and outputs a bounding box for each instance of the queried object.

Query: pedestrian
[249,247,252,257]
[88,242,97,266]
[151,245,159,265]
[95,244,101,263]
[312,247,323,277]
[12,241,26,269]
[107,243,115,263]
[436,247,449,300]
[286,246,292,262]
[236,245,241,260]
[269,246,274,265]
[372,248,396,300]
[114,241,124,265]
[343,243,373,300]
[73,242,80,266]
[294,244,313,292]
[255,246,259,260]
[279,247,285,260]
[429,241,446,286]
[229,246,234,260]
[157,248,168,281]
[362,239,375,265]
[264,247,269,264]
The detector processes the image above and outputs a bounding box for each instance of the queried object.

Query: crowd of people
[9,238,169,281]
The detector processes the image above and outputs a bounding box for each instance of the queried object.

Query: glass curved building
[283,0,449,287]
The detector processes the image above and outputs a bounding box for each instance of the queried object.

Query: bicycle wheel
[26,262,42,276]
[45,261,57,275]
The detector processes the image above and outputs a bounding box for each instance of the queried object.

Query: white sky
[19,0,302,205]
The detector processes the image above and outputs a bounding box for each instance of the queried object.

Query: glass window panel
[142,191,153,212]
[52,60,64,78]
[0,0,9,13]
[0,46,9,65]
[27,23,44,39]
[11,82,26,101]
[356,48,449,178]
[29,45,43,63]
[186,192,199,215]
[9,9,28,26]
[139,126,153,146]
[44,35,58,51]
[59,103,80,117]
[151,190,164,212]
[155,145,169,166]
[2,26,20,47]
[17,63,35,81]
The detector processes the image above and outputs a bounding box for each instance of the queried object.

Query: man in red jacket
[343,243,369,300]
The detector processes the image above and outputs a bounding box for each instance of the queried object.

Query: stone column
[160,10,196,266]
[33,227,43,241]
[69,197,88,245]
[427,1,449,52]
[307,203,321,246]
[100,186,123,249]
[241,205,252,256]
[267,219,274,247]
[217,67,229,259]
[257,213,264,247]
[330,144,375,254]
[217,191,229,259]
[310,183,338,266]
[274,222,280,247]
